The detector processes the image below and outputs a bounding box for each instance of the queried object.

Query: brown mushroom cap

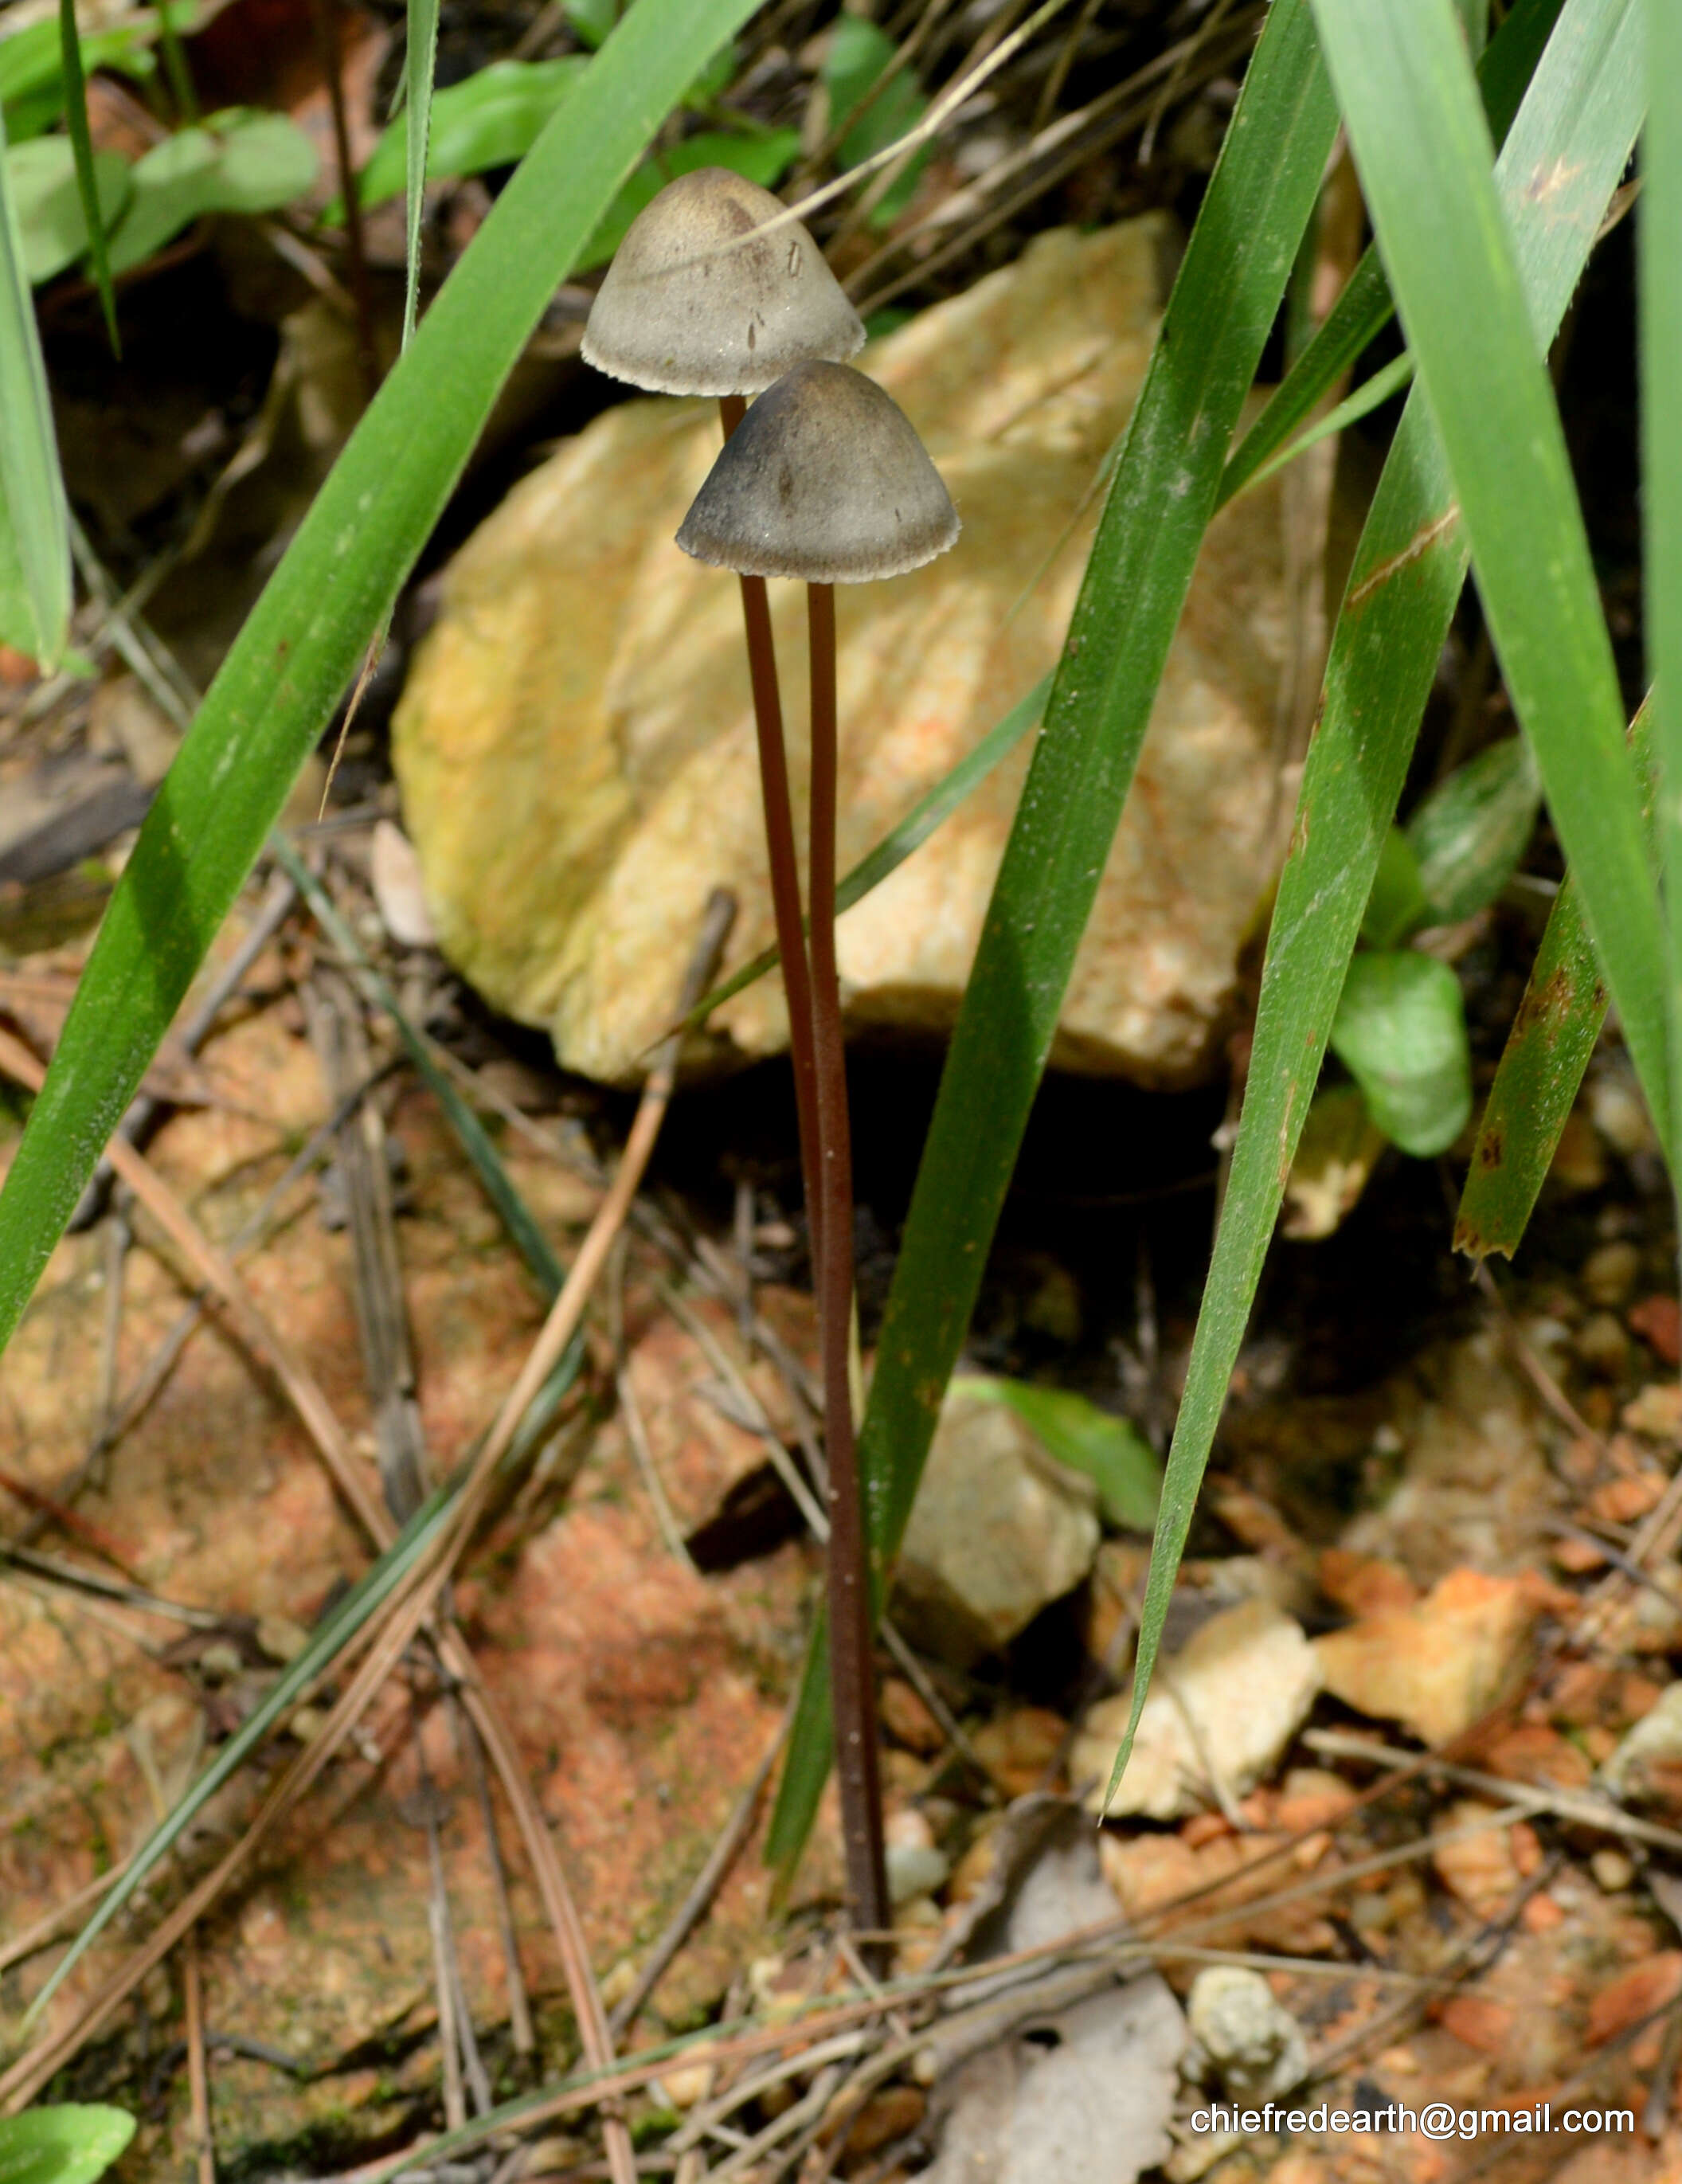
[581,168,865,397]
[675,360,960,583]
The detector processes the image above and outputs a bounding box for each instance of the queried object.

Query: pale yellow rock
[1312,1567,1537,1749]
[393,220,1329,1084]
[1073,1597,1324,1820]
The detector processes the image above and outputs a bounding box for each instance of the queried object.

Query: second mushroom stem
[719,393,825,1277]
[808,577,890,1952]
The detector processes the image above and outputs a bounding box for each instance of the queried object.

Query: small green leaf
[1331,951,1472,1157]
[106,111,318,276]
[0,22,155,143]
[0,2108,135,2184]
[823,17,929,226]
[6,135,130,284]
[1360,827,1432,948]
[563,0,618,49]
[950,1376,1161,1530]
[577,127,801,273]
[342,57,589,217]
[1406,734,1541,923]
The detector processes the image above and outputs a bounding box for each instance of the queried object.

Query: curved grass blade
[1218,0,1565,511]
[677,674,1049,1034]
[1100,0,1647,1813]
[57,0,118,352]
[402,0,440,347]
[0,104,70,669]
[1457,699,1654,1258]
[1236,349,1413,499]
[769,0,1340,1876]
[0,0,762,1366]
[1645,0,1682,1169]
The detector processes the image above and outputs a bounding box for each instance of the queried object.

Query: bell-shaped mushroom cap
[582,169,864,397]
[675,360,959,583]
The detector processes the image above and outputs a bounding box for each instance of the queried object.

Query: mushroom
[583,169,865,1281]
[678,360,959,1948]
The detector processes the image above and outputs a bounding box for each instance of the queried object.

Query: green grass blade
[1218,0,1565,510]
[1098,0,1647,1813]
[680,674,1048,1032]
[33,1479,464,2014]
[769,0,1340,1877]
[403,0,440,347]
[1235,348,1413,499]
[1457,698,1654,1258]
[1643,0,1682,1167]
[0,104,71,669]
[269,834,565,1299]
[0,0,760,1366]
[57,0,118,352]
[1315,0,1665,1133]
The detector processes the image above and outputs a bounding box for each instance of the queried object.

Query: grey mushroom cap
[581,168,865,397]
[675,361,960,583]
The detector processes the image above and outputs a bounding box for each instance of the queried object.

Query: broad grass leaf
[1456,700,1653,1258]
[1218,0,1566,508]
[1105,0,1646,1816]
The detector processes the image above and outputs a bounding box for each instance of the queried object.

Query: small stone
[1582,1241,1641,1309]
[972,1706,1070,1799]
[843,2086,926,2160]
[370,819,438,949]
[1590,1848,1634,1892]
[1183,1967,1308,2103]
[1313,1567,1536,1748]
[1589,1471,1665,1524]
[1586,1955,1682,2046]
[1073,1598,1323,1820]
[1624,1382,1682,1442]
[1601,1681,1682,1802]
[1431,1800,1524,1920]
[895,1391,1101,1666]
[1629,1295,1682,1367]
[881,1677,945,1755]
[886,1842,951,1905]
[1438,1996,1514,2056]
[1574,1311,1631,1379]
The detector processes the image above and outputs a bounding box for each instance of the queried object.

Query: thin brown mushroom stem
[807,577,890,1956]
[719,393,824,1274]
